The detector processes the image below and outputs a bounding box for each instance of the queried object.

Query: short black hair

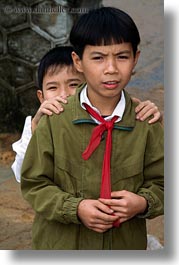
[70,7,140,58]
[38,46,74,90]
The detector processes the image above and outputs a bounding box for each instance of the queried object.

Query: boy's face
[72,43,140,104]
[37,65,85,103]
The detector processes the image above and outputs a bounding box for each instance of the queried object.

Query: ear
[133,50,140,67]
[37,90,44,104]
[71,51,83,73]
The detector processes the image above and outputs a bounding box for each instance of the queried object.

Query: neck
[87,91,121,116]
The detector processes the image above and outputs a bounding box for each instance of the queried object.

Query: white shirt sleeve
[11,116,32,183]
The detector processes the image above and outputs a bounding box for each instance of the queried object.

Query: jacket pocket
[54,155,82,196]
[111,160,143,193]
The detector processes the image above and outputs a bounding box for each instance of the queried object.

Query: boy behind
[21,7,164,250]
[12,46,85,182]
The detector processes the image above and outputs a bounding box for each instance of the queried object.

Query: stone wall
[0,0,102,132]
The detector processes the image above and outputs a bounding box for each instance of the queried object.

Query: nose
[104,59,118,74]
[59,87,69,99]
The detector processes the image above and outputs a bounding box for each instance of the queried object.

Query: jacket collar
[72,84,136,130]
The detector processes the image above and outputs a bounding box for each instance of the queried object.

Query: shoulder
[135,113,163,135]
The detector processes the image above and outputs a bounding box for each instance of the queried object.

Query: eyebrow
[66,78,82,83]
[46,81,58,86]
[90,50,131,56]
[46,79,81,86]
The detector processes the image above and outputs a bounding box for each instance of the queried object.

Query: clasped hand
[77,190,147,233]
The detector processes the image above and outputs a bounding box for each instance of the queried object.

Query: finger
[89,221,114,230]
[51,103,64,113]
[111,190,127,198]
[99,198,114,205]
[40,108,53,116]
[42,103,63,114]
[148,112,161,124]
[99,198,123,207]
[47,100,64,111]
[118,217,130,224]
[136,103,155,118]
[96,210,119,223]
[137,107,159,121]
[55,96,68,103]
[135,100,154,114]
[90,225,112,233]
[131,97,141,104]
[110,206,129,215]
[93,218,114,225]
[135,101,147,113]
[96,201,114,215]
[137,108,155,121]
[139,106,160,122]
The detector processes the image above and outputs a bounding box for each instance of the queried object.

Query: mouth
[102,80,120,89]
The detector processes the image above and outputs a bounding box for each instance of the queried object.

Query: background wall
[0,0,102,132]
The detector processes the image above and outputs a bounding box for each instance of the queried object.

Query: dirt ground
[0,86,164,250]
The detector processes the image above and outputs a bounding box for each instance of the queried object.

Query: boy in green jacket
[21,7,164,249]
[12,46,160,183]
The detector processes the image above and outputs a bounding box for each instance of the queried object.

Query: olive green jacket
[21,88,164,250]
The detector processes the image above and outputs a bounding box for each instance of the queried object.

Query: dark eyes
[118,56,128,59]
[48,87,57,90]
[92,56,103,60]
[69,83,81,88]
[92,55,129,60]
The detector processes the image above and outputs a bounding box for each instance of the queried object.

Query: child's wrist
[31,117,38,133]
[139,196,148,214]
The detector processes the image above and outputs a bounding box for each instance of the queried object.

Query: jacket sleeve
[137,122,164,219]
[21,115,83,224]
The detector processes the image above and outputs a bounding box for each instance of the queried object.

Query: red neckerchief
[82,103,120,227]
